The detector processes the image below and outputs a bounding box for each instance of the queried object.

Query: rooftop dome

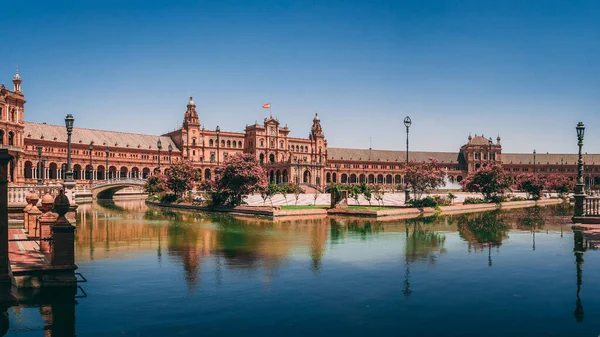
[470,135,492,146]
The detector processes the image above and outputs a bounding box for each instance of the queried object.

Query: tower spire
[12,66,22,92]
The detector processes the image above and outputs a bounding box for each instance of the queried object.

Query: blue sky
[1,0,599,153]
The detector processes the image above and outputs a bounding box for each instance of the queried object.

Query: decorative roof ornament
[13,66,20,80]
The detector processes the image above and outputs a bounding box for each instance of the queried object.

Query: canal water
[5,201,600,337]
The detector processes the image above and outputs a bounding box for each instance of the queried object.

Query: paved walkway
[244,191,533,207]
[8,229,50,271]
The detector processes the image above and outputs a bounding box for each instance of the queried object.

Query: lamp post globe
[63,114,75,189]
[574,122,586,218]
[404,116,411,204]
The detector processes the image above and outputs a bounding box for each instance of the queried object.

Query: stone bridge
[91,178,146,199]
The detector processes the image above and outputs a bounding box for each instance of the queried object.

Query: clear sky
[1,0,598,154]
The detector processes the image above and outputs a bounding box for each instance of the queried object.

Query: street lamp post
[404,116,412,203]
[574,122,585,218]
[105,146,109,180]
[37,145,43,185]
[168,144,173,166]
[63,114,75,190]
[297,160,300,185]
[533,149,536,174]
[488,137,493,163]
[216,126,221,166]
[157,139,162,173]
[88,142,93,186]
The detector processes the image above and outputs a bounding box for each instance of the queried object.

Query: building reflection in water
[5,287,78,337]
[401,216,447,297]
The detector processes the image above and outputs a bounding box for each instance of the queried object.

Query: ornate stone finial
[53,189,71,225]
[40,191,57,219]
[13,66,20,80]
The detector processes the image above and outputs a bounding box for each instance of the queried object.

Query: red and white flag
[262,103,271,109]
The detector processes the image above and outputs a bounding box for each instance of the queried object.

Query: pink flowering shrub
[405,158,446,200]
[164,161,202,198]
[461,164,511,202]
[144,173,168,195]
[213,153,268,206]
[515,173,545,200]
[544,173,574,197]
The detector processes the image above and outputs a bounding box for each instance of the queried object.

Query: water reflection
[403,217,447,296]
[7,200,600,335]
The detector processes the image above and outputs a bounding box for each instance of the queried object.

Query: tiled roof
[327,148,462,164]
[503,153,600,165]
[24,122,180,152]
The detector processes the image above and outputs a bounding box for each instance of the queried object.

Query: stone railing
[584,197,600,216]
[8,185,62,205]
[8,185,91,205]
[91,178,146,188]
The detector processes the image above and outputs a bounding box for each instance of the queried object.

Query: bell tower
[182,97,201,161]
[310,114,327,183]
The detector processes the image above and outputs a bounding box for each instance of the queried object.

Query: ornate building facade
[2,69,599,189]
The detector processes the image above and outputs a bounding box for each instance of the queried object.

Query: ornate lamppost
[488,137,493,163]
[63,114,75,189]
[88,141,93,186]
[533,149,536,174]
[168,144,173,166]
[404,116,411,203]
[216,126,221,166]
[157,139,162,173]
[296,159,300,185]
[37,145,43,185]
[574,122,585,218]
[105,146,109,180]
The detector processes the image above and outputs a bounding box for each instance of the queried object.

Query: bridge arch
[92,179,147,200]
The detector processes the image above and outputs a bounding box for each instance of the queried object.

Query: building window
[210,152,215,162]
[10,109,15,122]
[209,139,214,147]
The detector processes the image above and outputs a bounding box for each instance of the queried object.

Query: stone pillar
[27,193,42,238]
[39,192,57,253]
[23,191,34,234]
[50,190,76,269]
[0,150,14,285]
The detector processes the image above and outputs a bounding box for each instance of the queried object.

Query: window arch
[10,109,15,122]
[238,141,243,148]
[296,145,299,152]
[209,139,214,147]
[227,140,231,148]
[259,153,264,164]
[260,139,264,147]
[0,130,4,145]
[269,154,275,163]
[221,140,225,147]
[8,132,15,146]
